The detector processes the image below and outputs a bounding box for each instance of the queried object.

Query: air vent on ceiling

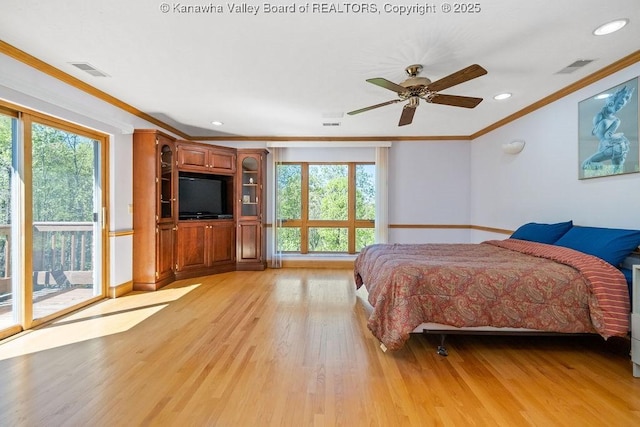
[556,59,595,74]
[322,122,341,127]
[69,62,110,77]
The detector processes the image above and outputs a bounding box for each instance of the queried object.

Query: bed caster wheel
[437,345,448,357]
[437,334,448,356]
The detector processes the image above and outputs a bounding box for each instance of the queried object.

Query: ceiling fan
[347,64,488,126]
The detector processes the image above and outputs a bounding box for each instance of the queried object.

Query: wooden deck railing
[0,222,94,297]
[0,225,9,297]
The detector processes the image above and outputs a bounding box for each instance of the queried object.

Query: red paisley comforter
[354,240,630,351]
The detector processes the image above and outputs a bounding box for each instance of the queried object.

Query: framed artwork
[578,77,639,179]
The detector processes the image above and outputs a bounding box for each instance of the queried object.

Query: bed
[354,222,640,354]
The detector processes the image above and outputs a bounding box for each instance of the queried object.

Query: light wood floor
[0,268,639,426]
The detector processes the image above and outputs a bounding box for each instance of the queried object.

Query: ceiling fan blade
[347,99,401,115]
[429,94,483,108]
[427,64,487,92]
[366,78,408,94]
[398,105,417,126]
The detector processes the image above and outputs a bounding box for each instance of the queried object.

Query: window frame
[0,99,110,338]
[277,161,375,254]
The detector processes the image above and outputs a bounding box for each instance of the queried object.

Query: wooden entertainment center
[132,129,267,291]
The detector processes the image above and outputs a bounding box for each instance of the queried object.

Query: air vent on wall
[556,59,595,74]
[69,62,110,77]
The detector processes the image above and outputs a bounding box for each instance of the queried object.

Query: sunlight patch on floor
[0,284,200,360]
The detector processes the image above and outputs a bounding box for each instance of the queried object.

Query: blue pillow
[554,226,640,266]
[510,221,573,244]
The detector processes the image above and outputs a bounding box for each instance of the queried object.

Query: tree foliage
[31,123,95,222]
[276,163,375,253]
[0,118,97,275]
[309,164,348,221]
[0,116,13,225]
[276,164,301,220]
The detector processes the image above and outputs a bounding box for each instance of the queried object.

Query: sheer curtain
[375,146,389,244]
[270,146,282,268]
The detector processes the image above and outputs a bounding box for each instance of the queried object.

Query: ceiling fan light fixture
[348,63,487,126]
[493,93,512,100]
[593,19,629,36]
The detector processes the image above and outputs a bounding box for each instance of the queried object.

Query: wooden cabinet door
[175,221,208,271]
[209,221,235,265]
[177,144,210,172]
[156,223,175,282]
[237,221,261,264]
[210,150,236,173]
[178,143,236,174]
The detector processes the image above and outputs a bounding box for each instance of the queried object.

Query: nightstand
[633,265,639,377]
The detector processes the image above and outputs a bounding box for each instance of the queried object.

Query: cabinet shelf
[237,150,266,271]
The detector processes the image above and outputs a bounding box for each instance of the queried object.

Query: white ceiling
[1,0,639,139]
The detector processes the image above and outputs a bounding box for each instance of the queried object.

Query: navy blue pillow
[510,221,573,244]
[554,226,640,266]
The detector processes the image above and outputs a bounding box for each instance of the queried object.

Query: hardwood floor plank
[0,268,639,426]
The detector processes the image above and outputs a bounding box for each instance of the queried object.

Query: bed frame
[358,290,595,356]
[414,323,593,356]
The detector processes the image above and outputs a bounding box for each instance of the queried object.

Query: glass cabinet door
[241,156,259,217]
[159,142,174,221]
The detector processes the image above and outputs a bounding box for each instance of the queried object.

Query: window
[0,101,108,339]
[0,110,17,331]
[276,162,375,254]
[30,119,104,321]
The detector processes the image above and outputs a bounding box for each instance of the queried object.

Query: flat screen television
[178,172,232,219]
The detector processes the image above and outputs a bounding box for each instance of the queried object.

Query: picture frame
[578,77,639,179]
[243,195,251,203]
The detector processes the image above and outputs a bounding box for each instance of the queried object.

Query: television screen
[178,173,229,219]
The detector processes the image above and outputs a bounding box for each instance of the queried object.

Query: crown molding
[196,135,470,142]
[0,40,190,139]
[471,50,640,139]
[1,39,638,143]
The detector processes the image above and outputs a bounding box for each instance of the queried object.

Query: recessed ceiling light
[593,19,629,36]
[211,121,224,126]
[493,93,512,100]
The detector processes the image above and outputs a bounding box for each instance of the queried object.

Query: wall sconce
[502,140,526,154]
